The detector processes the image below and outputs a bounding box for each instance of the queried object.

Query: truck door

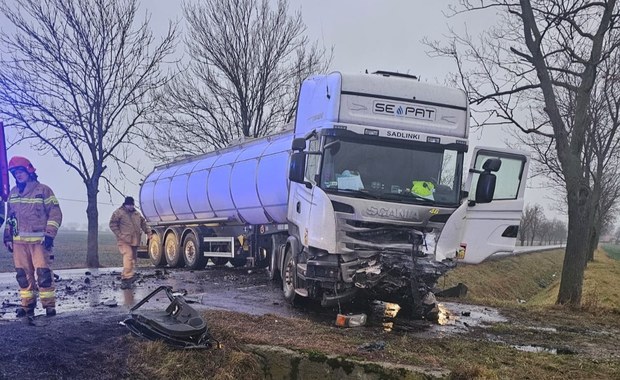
[287,136,321,247]
[460,147,530,264]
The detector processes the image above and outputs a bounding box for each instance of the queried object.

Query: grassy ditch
[602,244,620,260]
[122,248,620,379]
[438,249,565,307]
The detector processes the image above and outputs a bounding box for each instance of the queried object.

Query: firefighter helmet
[8,156,36,174]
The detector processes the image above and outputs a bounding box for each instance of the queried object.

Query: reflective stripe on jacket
[3,181,62,244]
[109,206,148,246]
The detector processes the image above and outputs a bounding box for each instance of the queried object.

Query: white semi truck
[140,71,529,315]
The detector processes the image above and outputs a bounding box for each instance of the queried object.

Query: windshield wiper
[327,188,381,200]
[378,192,435,204]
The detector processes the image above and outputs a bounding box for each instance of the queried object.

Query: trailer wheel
[282,248,296,304]
[210,257,228,266]
[164,232,184,268]
[148,233,165,267]
[183,232,207,270]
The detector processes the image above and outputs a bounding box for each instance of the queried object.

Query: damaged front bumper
[303,222,455,309]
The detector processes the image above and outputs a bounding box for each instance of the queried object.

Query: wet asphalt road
[0,265,302,320]
[0,264,507,339]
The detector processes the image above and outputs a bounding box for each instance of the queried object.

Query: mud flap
[121,286,217,349]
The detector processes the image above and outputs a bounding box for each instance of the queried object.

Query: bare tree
[0,0,176,267]
[517,50,620,261]
[519,204,544,246]
[426,0,620,306]
[143,0,331,162]
[549,219,567,244]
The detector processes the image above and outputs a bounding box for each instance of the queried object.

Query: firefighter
[3,156,62,319]
[109,196,150,289]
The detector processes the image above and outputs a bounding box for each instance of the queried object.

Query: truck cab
[283,72,529,312]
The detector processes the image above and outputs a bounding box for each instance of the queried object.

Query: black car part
[122,285,217,349]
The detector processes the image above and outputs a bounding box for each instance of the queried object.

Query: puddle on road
[0,268,220,320]
[396,302,508,339]
[512,344,559,354]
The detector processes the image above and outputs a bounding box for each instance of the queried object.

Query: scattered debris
[84,278,91,285]
[2,300,20,308]
[461,311,471,317]
[335,313,367,327]
[122,285,217,349]
[103,299,118,307]
[436,283,468,298]
[358,340,386,352]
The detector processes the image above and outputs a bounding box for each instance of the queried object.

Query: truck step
[296,263,307,276]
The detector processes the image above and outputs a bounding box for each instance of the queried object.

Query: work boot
[46,307,57,317]
[16,307,34,317]
[17,308,35,325]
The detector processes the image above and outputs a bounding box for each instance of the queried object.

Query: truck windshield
[320,136,463,206]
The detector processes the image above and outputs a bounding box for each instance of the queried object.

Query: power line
[56,197,118,206]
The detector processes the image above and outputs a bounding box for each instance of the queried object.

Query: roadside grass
[437,249,565,307]
[529,248,620,313]
[602,244,620,260]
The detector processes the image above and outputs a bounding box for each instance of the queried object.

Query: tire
[148,233,166,267]
[164,232,184,268]
[183,232,207,270]
[267,248,280,281]
[282,248,296,304]
[210,257,228,266]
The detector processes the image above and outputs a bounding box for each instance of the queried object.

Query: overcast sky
[4,1,558,230]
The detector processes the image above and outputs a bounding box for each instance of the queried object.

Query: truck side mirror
[475,158,501,203]
[292,138,306,151]
[289,152,306,183]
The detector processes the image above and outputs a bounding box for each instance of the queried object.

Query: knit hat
[123,196,135,206]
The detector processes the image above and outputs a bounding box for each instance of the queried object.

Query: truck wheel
[148,233,165,267]
[282,248,296,304]
[267,250,280,281]
[164,232,184,268]
[210,257,228,266]
[183,232,207,270]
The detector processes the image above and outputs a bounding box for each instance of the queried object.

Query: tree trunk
[556,182,594,306]
[587,224,599,262]
[86,185,100,268]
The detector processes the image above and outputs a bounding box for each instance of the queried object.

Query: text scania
[373,102,436,121]
[365,207,419,220]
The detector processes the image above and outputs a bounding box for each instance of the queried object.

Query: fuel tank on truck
[140,128,294,225]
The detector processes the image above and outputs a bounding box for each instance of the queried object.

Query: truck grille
[339,219,416,254]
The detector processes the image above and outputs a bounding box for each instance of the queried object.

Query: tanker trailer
[140,71,530,315]
[140,127,294,269]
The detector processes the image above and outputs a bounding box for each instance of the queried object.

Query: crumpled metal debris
[121,285,217,349]
[358,341,386,352]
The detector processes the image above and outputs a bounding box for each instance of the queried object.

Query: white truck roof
[295,71,469,139]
